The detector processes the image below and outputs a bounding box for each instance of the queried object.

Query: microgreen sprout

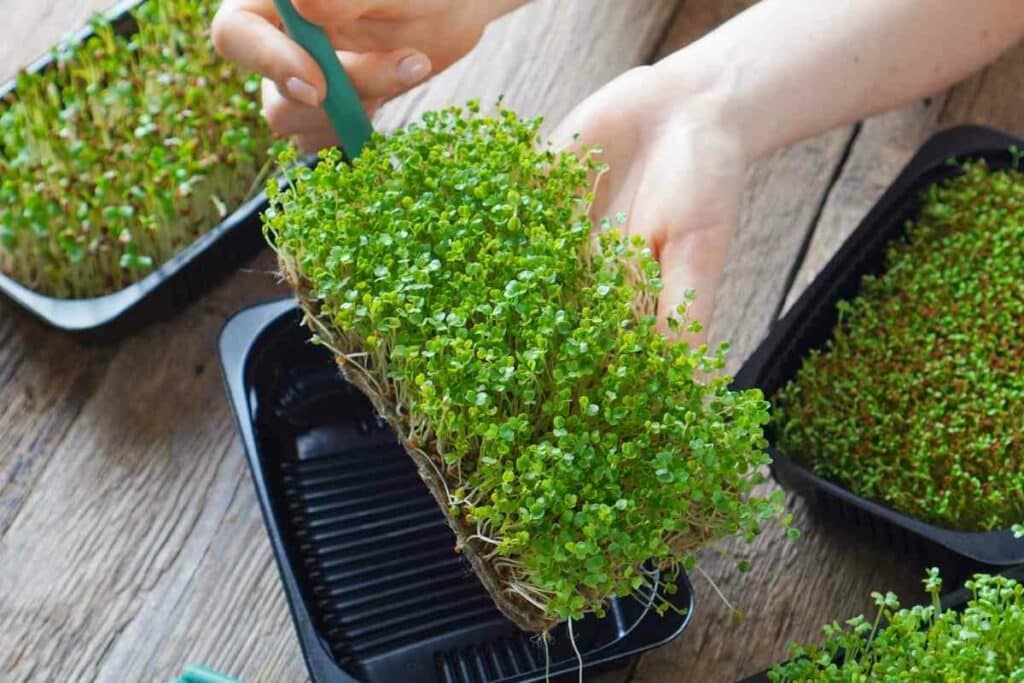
[0,0,279,298]
[265,102,785,631]
[769,569,1024,681]
[775,159,1024,531]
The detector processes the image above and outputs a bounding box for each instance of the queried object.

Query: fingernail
[396,54,430,84]
[284,77,320,107]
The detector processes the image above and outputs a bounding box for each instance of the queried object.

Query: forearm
[654,0,1024,161]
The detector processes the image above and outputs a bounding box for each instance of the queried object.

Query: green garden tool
[273,0,374,159]
[169,664,240,683]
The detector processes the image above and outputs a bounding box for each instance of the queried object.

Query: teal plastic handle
[272,0,374,159]
[171,664,240,683]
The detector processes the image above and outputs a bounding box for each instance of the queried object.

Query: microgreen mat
[769,569,1024,681]
[264,102,786,631]
[0,0,279,298]
[775,159,1024,532]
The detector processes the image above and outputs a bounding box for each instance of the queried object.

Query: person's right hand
[212,0,527,151]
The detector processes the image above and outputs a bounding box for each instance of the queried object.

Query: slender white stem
[508,583,548,611]
[696,565,738,616]
[568,618,583,683]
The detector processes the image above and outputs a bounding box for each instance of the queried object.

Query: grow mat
[738,564,1024,682]
[733,125,1024,573]
[219,299,695,683]
[0,0,281,341]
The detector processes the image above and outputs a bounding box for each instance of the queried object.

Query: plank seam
[936,73,980,125]
[648,0,689,63]
[770,122,863,323]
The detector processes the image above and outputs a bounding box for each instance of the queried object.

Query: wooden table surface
[2,1,1023,681]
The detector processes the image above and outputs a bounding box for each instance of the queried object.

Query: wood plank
[0,2,683,681]
[633,2,926,681]
[0,257,295,683]
[0,311,117,538]
[0,0,113,82]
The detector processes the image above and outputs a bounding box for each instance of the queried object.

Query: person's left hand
[550,66,748,346]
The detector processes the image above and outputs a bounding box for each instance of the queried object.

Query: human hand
[551,67,747,346]
[213,0,527,151]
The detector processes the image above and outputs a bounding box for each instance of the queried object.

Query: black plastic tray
[0,0,272,342]
[740,565,1024,682]
[219,299,695,683]
[733,125,1024,572]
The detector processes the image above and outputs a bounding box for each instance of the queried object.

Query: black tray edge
[733,124,1024,567]
[218,298,355,683]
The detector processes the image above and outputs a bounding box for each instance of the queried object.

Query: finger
[291,98,384,153]
[262,79,331,136]
[263,79,385,137]
[293,0,369,24]
[340,48,432,100]
[331,15,483,70]
[293,0,456,25]
[213,0,326,107]
[656,226,733,347]
[296,130,340,154]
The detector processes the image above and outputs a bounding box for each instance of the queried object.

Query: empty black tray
[219,299,695,683]
[740,564,1024,682]
[0,0,273,341]
[733,125,1024,571]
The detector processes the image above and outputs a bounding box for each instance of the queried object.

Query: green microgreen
[774,159,1024,531]
[0,0,279,298]
[769,569,1024,681]
[264,102,786,627]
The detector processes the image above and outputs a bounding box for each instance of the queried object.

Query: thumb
[339,48,433,101]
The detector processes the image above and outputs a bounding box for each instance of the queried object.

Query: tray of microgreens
[260,100,793,637]
[219,298,698,683]
[0,0,281,339]
[740,566,1024,681]
[734,125,1024,572]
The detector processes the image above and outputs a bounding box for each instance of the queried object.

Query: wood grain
[0,0,116,82]
[0,1,682,682]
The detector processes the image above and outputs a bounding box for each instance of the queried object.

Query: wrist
[649,38,781,165]
[644,54,754,171]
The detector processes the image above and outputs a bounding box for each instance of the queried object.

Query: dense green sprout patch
[770,570,1024,681]
[265,103,785,630]
[0,0,278,298]
[775,159,1024,531]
